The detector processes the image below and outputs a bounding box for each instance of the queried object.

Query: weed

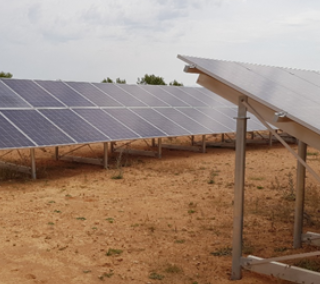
[149,272,164,280]
[106,248,123,256]
[165,263,182,274]
[250,176,265,181]
[48,200,55,204]
[98,270,114,280]
[283,172,295,201]
[111,150,124,179]
[211,247,232,256]
[83,270,91,273]
[48,222,55,226]
[188,210,196,214]
[174,239,185,244]
[131,223,139,228]
[270,176,281,190]
[208,168,219,184]
[256,186,264,189]
[274,247,287,253]
[105,218,114,223]
[76,217,86,221]
[54,210,61,213]
[307,151,319,156]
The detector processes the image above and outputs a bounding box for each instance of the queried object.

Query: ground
[1,136,320,284]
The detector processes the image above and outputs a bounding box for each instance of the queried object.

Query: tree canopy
[0,72,13,78]
[137,74,166,85]
[169,80,183,86]
[101,77,126,84]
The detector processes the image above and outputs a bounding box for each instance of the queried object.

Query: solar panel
[65,82,122,107]
[3,79,64,107]
[40,109,110,143]
[36,80,94,107]
[94,83,147,107]
[139,85,190,107]
[1,110,74,146]
[197,107,237,130]
[74,108,140,140]
[104,108,166,138]
[119,84,169,107]
[178,108,234,133]
[0,80,31,108]
[131,108,191,136]
[155,108,213,134]
[159,85,209,107]
[0,114,36,149]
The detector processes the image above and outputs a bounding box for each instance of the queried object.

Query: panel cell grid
[94,83,147,107]
[74,109,140,140]
[0,80,31,108]
[4,79,64,107]
[1,110,74,146]
[40,109,109,143]
[155,108,212,134]
[104,109,166,138]
[131,108,190,136]
[0,114,36,148]
[36,80,94,107]
[66,82,122,107]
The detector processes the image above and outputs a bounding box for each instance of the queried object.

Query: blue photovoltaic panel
[0,80,31,108]
[65,82,122,107]
[182,87,229,107]
[131,108,190,136]
[1,110,74,146]
[74,109,140,140]
[119,85,169,107]
[0,114,36,149]
[159,85,209,107]
[104,108,166,138]
[36,80,94,107]
[3,79,64,107]
[198,88,234,106]
[197,107,237,130]
[155,108,212,134]
[178,108,233,133]
[40,109,109,143]
[139,85,190,107]
[94,83,147,107]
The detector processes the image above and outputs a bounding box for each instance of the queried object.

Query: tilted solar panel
[0,80,31,108]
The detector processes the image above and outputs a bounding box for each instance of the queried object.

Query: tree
[0,72,13,78]
[101,77,113,83]
[169,80,183,86]
[115,78,126,84]
[137,74,166,85]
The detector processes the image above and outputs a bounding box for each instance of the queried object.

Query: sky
[1,0,320,86]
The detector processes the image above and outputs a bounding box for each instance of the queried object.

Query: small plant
[208,168,219,184]
[105,218,114,223]
[165,263,182,273]
[174,239,185,244]
[111,150,124,179]
[307,151,319,156]
[188,209,196,214]
[54,210,61,213]
[76,217,86,221]
[274,246,288,253]
[211,247,232,256]
[257,186,264,190]
[283,172,295,201]
[48,200,55,204]
[98,270,114,280]
[149,272,165,280]
[48,222,55,226]
[106,248,123,256]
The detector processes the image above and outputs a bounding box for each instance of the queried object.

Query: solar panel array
[178,55,320,135]
[0,78,269,150]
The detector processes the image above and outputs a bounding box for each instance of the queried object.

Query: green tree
[169,80,183,86]
[115,78,126,84]
[101,77,113,83]
[0,72,13,78]
[137,74,166,85]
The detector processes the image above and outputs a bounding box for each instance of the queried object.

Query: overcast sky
[1,0,320,86]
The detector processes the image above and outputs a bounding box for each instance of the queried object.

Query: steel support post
[201,135,206,153]
[269,131,273,146]
[152,138,156,147]
[191,135,195,146]
[103,142,108,169]
[231,96,248,280]
[222,133,225,142]
[55,147,59,161]
[30,148,36,179]
[293,140,307,248]
[158,138,162,158]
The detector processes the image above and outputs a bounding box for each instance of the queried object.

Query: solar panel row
[0,78,269,150]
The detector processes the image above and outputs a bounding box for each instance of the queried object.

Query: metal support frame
[55,147,59,161]
[30,148,36,179]
[231,96,248,280]
[112,139,161,158]
[158,138,162,158]
[103,142,108,169]
[293,141,307,248]
[201,135,206,153]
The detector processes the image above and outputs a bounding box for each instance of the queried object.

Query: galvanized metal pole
[30,148,36,179]
[103,142,108,169]
[231,96,248,280]
[55,147,59,161]
[201,135,206,153]
[158,138,162,158]
[293,140,307,248]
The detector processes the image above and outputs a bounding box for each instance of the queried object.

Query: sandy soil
[1,136,320,284]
